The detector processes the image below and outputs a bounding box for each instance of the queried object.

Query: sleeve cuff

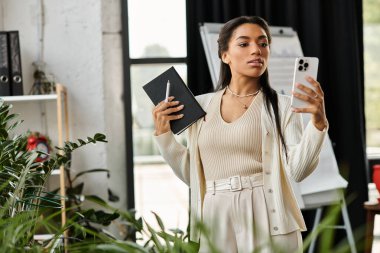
[153,130,172,137]
[306,121,328,140]
[314,120,329,133]
[153,130,176,146]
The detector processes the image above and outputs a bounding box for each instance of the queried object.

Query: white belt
[206,173,263,194]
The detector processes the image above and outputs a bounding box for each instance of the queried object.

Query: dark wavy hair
[216,16,287,157]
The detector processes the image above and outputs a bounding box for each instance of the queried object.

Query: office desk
[364,202,380,253]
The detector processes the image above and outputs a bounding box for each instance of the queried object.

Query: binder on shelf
[8,31,23,95]
[0,32,11,96]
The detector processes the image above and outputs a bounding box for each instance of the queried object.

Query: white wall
[0,2,4,30]
[1,0,126,211]
[101,0,127,212]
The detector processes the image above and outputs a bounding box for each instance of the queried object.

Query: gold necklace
[234,96,253,109]
[226,86,261,109]
[226,85,261,97]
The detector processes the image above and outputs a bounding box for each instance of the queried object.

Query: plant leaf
[152,211,165,231]
[72,168,109,182]
[144,219,164,251]
[85,195,108,206]
[82,209,120,226]
[94,133,107,142]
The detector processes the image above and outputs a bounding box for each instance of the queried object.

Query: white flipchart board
[199,23,348,209]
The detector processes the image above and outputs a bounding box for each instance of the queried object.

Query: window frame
[121,1,188,211]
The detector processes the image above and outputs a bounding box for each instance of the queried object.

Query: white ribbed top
[198,89,263,180]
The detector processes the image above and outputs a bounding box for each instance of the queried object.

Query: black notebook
[143,66,206,135]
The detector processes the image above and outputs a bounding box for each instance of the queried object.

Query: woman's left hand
[292,76,328,131]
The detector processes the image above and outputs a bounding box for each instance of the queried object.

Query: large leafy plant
[0,100,56,251]
[0,102,44,216]
[0,100,109,251]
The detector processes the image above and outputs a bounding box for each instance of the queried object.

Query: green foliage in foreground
[0,100,365,252]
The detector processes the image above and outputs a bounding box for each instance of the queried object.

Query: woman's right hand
[152,96,184,135]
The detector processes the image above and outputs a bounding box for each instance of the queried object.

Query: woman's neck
[228,76,261,96]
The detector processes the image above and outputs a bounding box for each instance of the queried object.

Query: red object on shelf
[373,164,380,193]
[26,133,50,162]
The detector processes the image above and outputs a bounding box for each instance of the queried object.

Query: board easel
[307,190,356,253]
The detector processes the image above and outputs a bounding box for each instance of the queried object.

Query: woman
[152,16,328,253]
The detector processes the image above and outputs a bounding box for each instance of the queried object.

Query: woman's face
[222,23,270,80]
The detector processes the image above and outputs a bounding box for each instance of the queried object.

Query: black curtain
[186,0,367,250]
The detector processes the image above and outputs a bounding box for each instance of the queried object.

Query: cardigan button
[265,171,271,175]
[268,189,273,193]
[266,131,269,136]
[273,226,278,231]
[271,209,276,213]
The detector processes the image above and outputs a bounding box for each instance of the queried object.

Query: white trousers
[199,174,302,253]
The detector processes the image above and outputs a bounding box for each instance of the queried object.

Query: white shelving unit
[2,94,58,102]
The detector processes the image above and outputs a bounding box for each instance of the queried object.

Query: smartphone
[291,57,319,108]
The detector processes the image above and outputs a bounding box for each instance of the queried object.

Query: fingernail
[296,83,302,88]
[179,104,184,108]
[179,114,184,117]
[306,76,312,81]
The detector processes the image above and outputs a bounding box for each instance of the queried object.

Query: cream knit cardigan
[154,92,327,242]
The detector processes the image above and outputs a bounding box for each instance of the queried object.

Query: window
[126,0,189,237]
[364,0,380,155]
[128,0,187,58]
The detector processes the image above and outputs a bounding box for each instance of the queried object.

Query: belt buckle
[229,175,242,191]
